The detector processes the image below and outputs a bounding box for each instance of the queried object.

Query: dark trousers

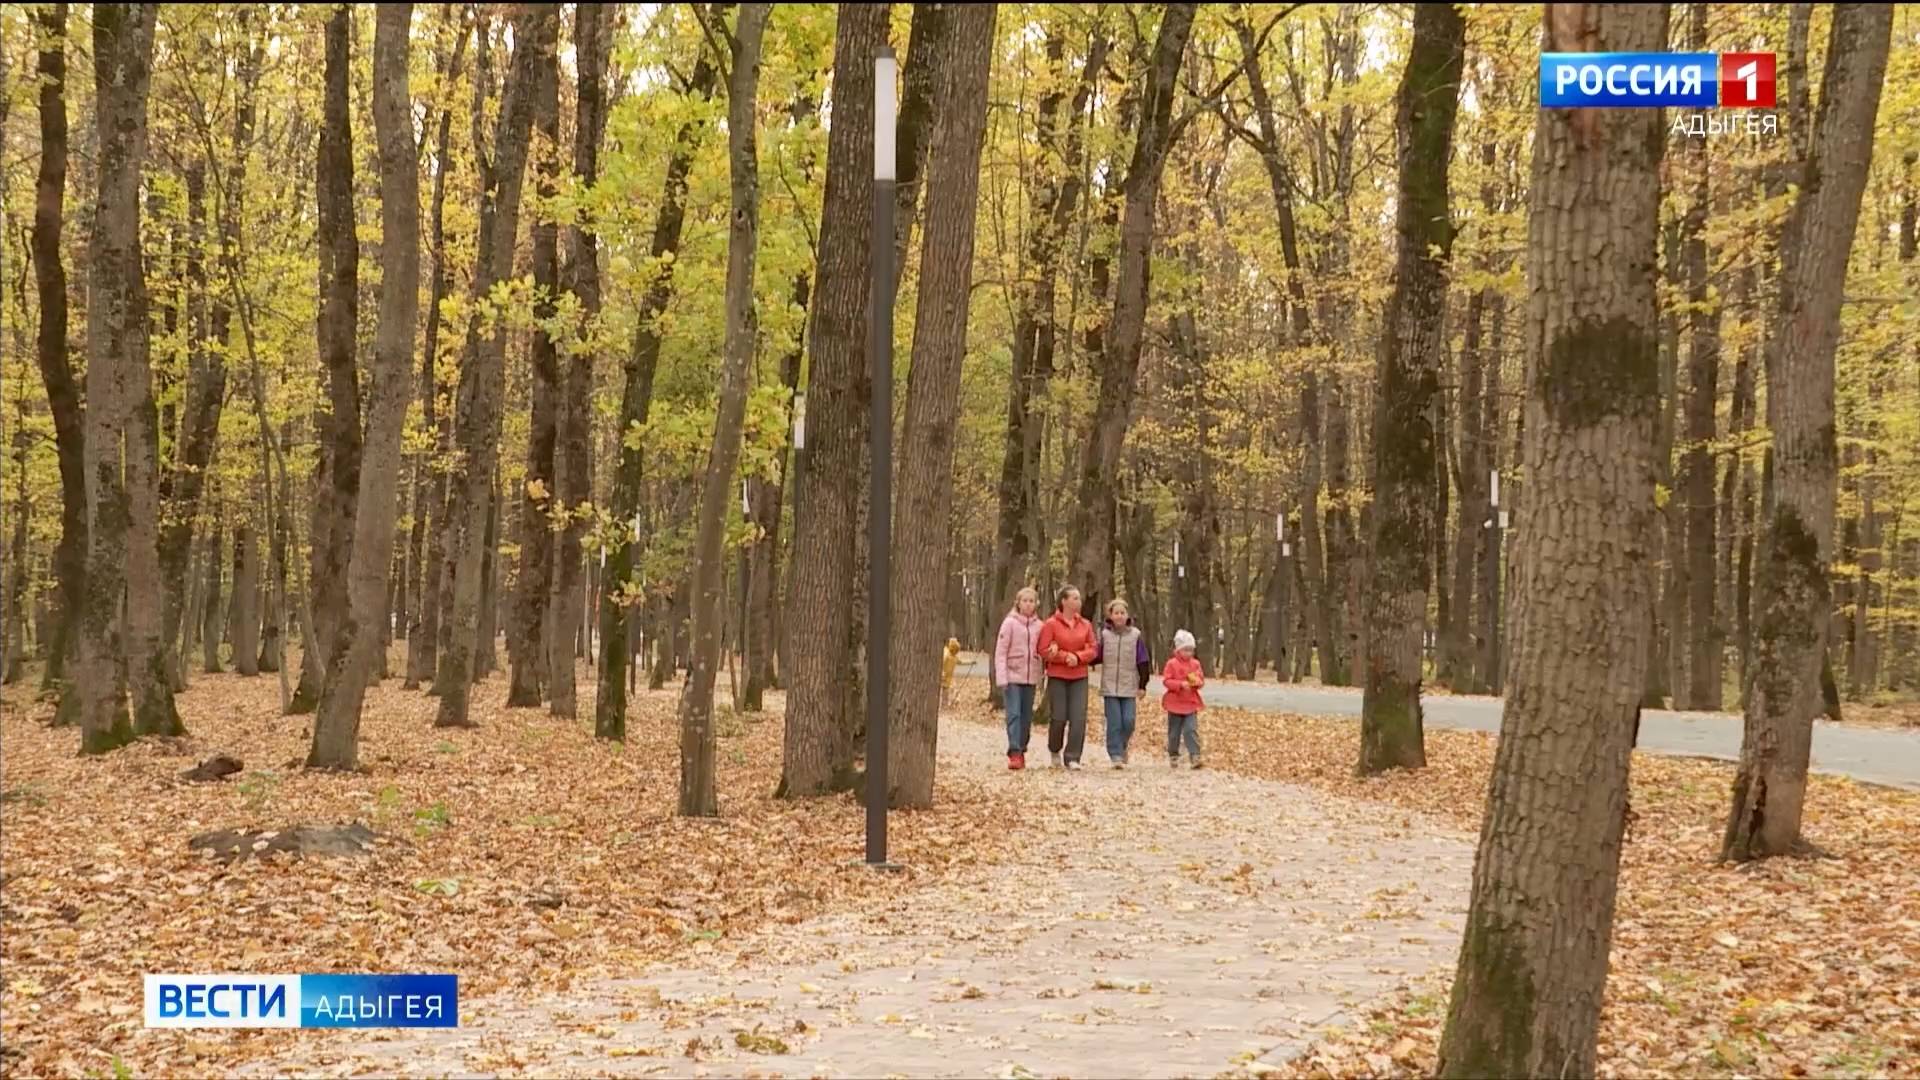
[1046,675,1089,763]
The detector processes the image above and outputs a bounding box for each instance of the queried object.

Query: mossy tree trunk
[1358,0,1464,775]
[1437,5,1666,1074]
[73,3,162,753]
[309,3,421,771]
[1723,3,1892,862]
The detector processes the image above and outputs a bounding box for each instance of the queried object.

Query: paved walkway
[954,658,1920,790]
[256,716,1475,1078]
[1199,682,1920,791]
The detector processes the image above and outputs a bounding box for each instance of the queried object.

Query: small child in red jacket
[1162,629,1205,769]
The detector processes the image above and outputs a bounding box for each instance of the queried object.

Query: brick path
[253,713,1475,1078]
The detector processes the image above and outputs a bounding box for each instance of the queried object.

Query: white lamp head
[874,48,897,181]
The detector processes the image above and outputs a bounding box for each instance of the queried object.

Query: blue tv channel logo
[144,974,458,1029]
[1540,52,1718,108]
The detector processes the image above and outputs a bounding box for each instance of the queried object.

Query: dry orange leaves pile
[0,669,1028,1078]
[1198,706,1920,1079]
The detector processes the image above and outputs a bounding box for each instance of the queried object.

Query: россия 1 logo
[1540,51,1776,108]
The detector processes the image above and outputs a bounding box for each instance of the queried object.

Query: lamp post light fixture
[865,47,900,871]
[1486,468,1504,695]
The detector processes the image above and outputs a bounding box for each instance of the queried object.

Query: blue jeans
[1103,695,1138,761]
[1167,712,1201,759]
[1004,683,1036,755]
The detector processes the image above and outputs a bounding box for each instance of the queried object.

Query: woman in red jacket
[1036,584,1097,769]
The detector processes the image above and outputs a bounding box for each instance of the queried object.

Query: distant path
[1202,681,1920,791]
[954,657,1920,790]
[247,715,1475,1079]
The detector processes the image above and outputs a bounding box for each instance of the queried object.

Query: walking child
[993,588,1044,769]
[1093,599,1150,768]
[1162,629,1205,769]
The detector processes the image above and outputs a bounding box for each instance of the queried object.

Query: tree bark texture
[1678,1,1723,711]
[778,1,889,797]
[32,2,86,709]
[1358,0,1464,775]
[548,0,608,719]
[294,4,364,715]
[73,3,164,752]
[406,15,470,690]
[435,3,555,727]
[510,33,563,709]
[158,160,225,691]
[1437,6,1666,1075]
[309,3,421,770]
[1723,3,1892,862]
[678,3,769,818]
[887,2,996,810]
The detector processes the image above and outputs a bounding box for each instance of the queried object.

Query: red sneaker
[1009,752,1025,771]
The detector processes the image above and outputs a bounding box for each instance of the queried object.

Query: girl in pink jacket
[994,587,1044,770]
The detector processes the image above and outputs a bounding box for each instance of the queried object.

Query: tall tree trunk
[1678,1,1723,711]
[1445,142,1499,693]
[231,518,264,673]
[678,3,770,818]
[1319,11,1364,687]
[547,0,608,719]
[407,10,469,690]
[477,475,501,677]
[158,160,224,691]
[1445,285,1487,692]
[596,9,723,740]
[1722,261,1757,696]
[832,0,946,782]
[1648,216,1682,708]
[1723,3,1892,862]
[4,360,24,684]
[1065,3,1197,614]
[1358,1,1464,774]
[32,2,87,714]
[1478,292,1507,693]
[1437,8,1665,1074]
[292,4,364,716]
[1238,15,1337,686]
[435,3,556,727]
[309,4,421,770]
[742,267,809,713]
[988,24,1108,697]
[1168,310,1221,667]
[887,2,996,809]
[73,3,164,752]
[200,515,224,673]
[778,2,890,797]
[509,29,563,709]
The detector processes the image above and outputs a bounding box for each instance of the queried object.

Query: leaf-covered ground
[1194,705,1920,1079]
[4,668,1916,1078]
[0,667,1028,1078]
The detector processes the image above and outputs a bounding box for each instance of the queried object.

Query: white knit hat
[1173,629,1196,653]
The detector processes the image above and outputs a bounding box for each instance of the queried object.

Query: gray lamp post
[866,46,898,869]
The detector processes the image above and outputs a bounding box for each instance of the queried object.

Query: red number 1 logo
[1720,52,1777,108]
